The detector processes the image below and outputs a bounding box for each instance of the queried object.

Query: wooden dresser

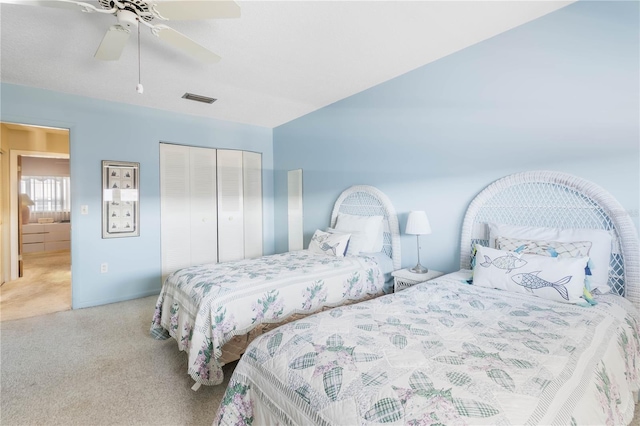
[22,223,71,253]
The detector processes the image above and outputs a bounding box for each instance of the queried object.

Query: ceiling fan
[4,0,240,63]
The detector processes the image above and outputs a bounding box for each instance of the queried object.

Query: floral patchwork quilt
[215,271,640,425]
[150,250,386,385]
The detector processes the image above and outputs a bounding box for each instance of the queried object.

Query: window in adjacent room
[20,176,71,223]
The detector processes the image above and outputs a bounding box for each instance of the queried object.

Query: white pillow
[488,223,612,294]
[473,245,588,305]
[308,230,350,257]
[326,228,367,256]
[334,214,384,253]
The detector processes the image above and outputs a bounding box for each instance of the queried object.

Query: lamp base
[21,206,30,224]
[410,264,429,274]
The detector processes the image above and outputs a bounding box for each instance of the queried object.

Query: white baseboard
[73,288,161,310]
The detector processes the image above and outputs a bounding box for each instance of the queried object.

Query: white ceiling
[0,1,573,128]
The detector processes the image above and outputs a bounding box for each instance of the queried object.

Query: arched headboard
[459,171,639,308]
[330,185,401,271]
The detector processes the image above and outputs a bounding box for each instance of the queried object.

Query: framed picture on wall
[102,160,140,238]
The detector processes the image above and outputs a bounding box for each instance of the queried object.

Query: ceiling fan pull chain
[136,21,143,94]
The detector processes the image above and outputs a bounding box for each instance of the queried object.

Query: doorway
[0,122,71,322]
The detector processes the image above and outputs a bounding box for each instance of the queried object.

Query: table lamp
[20,193,35,224]
[405,210,432,273]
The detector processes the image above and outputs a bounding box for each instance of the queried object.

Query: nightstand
[392,268,444,292]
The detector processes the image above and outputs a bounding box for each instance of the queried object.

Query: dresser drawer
[44,231,70,242]
[23,233,45,244]
[23,224,45,234]
[44,223,71,233]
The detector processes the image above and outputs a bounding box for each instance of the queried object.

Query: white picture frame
[102,160,140,238]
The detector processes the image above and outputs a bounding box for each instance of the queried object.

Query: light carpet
[0,250,71,322]
[1,295,231,426]
[2,294,640,425]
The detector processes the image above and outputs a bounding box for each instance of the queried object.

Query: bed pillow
[372,221,385,252]
[473,245,588,305]
[334,214,384,253]
[496,237,597,303]
[308,230,350,257]
[488,223,612,294]
[326,227,367,256]
[496,237,592,259]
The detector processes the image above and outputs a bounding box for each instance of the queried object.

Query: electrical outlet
[100,263,108,273]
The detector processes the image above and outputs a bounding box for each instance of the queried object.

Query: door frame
[9,150,70,280]
[0,151,3,284]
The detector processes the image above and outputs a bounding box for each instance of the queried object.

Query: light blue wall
[1,83,274,308]
[273,1,640,274]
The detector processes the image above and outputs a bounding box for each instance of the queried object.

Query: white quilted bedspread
[215,271,640,425]
[151,250,386,385]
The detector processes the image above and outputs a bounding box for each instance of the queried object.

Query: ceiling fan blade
[1,0,106,12]
[95,25,131,61]
[152,25,221,63]
[150,0,240,20]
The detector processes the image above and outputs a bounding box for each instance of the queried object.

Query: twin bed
[151,185,401,386]
[210,171,640,425]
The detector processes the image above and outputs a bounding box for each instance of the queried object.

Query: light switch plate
[81,205,89,215]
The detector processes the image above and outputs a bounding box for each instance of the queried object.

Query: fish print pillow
[473,245,589,305]
[496,236,597,304]
[325,227,368,256]
[308,230,351,257]
[487,222,612,294]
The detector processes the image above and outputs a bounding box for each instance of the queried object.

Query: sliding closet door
[189,147,218,266]
[243,151,262,259]
[217,150,244,263]
[160,143,191,282]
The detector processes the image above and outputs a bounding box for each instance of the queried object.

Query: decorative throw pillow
[473,245,589,305]
[488,223,612,294]
[326,228,367,256]
[496,237,592,259]
[334,214,384,253]
[496,236,597,304]
[308,230,350,257]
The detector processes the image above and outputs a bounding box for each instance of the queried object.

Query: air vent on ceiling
[182,93,217,104]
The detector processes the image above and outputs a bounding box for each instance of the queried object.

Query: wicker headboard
[330,185,401,270]
[459,171,639,308]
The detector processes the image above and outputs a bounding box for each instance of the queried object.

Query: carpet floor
[0,250,71,322]
[2,294,640,425]
[1,295,231,426]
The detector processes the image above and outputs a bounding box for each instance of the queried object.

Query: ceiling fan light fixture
[18,0,238,63]
[182,93,217,104]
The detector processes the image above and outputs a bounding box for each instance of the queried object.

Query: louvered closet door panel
[189,147,218,266]
[243,151,262,259]
[217,150,244,263]
[160,143,191,281]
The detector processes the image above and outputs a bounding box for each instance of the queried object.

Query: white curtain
[20,176,71,223]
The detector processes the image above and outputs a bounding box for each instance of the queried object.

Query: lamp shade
[405,210,432,235]
[20,193,35,207]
